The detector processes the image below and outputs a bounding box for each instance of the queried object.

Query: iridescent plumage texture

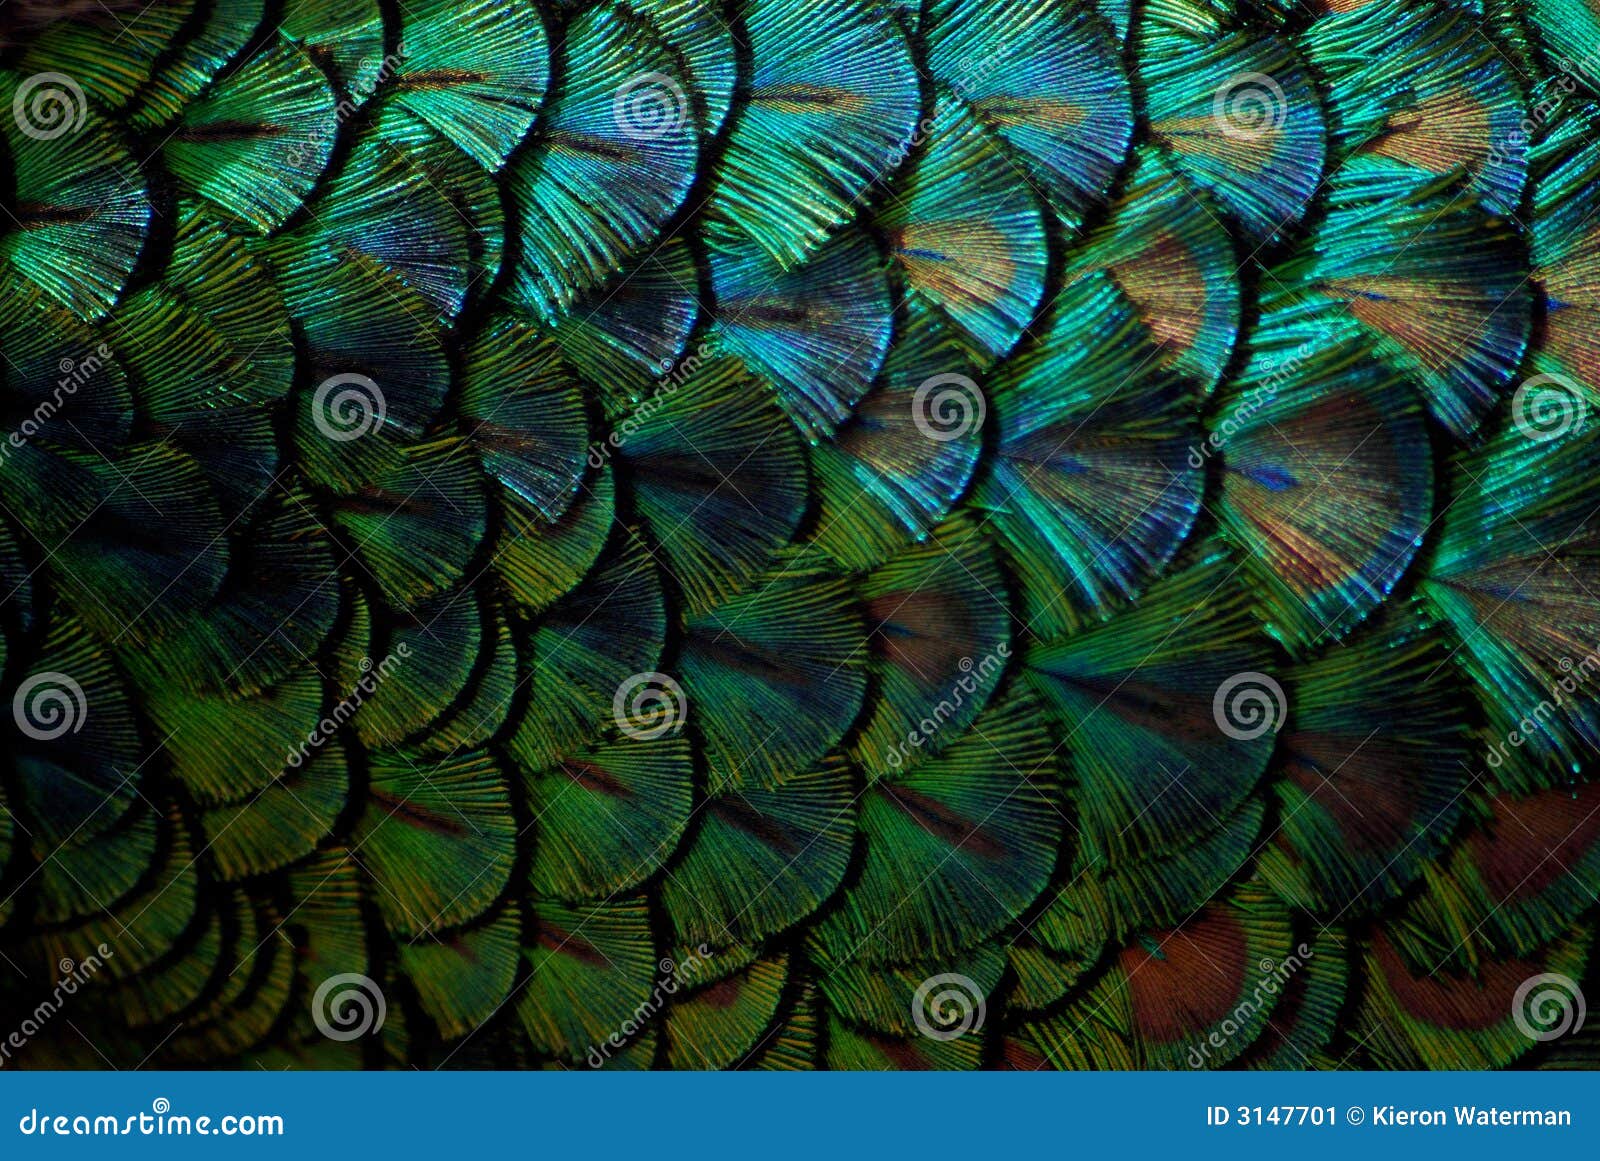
[1,0,1599,1072]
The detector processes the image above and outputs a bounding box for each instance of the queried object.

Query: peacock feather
[0,0,1598,1072]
